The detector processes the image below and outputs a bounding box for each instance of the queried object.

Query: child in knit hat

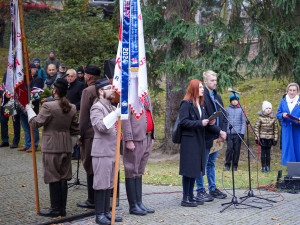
[254,101,279,172]
[224,94,246,171]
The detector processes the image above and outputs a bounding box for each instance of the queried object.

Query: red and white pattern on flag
[5,0,28,111]
[113,0,148,120]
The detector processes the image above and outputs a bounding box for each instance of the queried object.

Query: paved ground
[0,146,299,225]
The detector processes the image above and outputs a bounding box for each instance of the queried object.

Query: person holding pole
[122,94,155,215]
[77,65,100,209]
[26,78,80,217]
[90,78,123,225]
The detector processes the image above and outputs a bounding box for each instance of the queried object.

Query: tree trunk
[162,0,192,154]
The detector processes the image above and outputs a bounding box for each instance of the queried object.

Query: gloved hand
[273,140,277,146]
[103,105,120,129]
[255,139,258,145]
[25,103,36,122]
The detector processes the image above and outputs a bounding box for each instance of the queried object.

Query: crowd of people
[1,49,300,223]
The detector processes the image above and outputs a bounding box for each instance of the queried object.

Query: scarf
[286,94,299,113]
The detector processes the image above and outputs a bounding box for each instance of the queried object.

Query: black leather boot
[125,178,147,215]
[77,174,95,208]
[60,180,68,216]
[95,190,110,225]
[104,189,122,222]
[181,195,197,207]
[136,177,155,213]
[39,182,62,217]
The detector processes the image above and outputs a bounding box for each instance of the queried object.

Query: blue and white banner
[113,0,148,120]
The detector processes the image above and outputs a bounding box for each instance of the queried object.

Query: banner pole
[111,117,122,224]
[18,0,40,214]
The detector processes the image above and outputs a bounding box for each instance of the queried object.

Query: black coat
[179,100,207,178]
[66,79,86,111]
[204,87,228,148]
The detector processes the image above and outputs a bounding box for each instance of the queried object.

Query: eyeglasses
[102,86,113,91]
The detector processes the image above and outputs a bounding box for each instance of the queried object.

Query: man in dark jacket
[44,50,60,71]
[76,66,85,83]
[66,69,85,111]
[195,70,228,201]
[33,58,47,82]
[77,65,100,209]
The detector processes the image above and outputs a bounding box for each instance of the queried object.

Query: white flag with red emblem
[113,0,148,120]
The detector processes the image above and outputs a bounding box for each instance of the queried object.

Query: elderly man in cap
[57,63,67,79]
[90,78,123,224]
[18,63,43,152]
[122,94,156,216]
[44,50,60,71]
[77,65,101,209]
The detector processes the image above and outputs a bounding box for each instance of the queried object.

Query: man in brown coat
[122,94,155,215]
[77,65,100,209]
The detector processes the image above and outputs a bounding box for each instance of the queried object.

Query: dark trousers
[225,134,242,168]
[182,176,195,196]
[261,146,271,166]
[0,108,20,145]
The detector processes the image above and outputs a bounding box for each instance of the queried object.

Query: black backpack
[172,114,181,144]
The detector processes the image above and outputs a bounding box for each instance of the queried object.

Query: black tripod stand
[233,94,276,203]
[214,100,261,213]
[68,146,86,188]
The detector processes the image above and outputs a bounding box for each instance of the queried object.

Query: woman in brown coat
[26,78,80,217]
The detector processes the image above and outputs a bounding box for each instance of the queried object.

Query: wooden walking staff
[111,117,122,224]
[18,0,40,214]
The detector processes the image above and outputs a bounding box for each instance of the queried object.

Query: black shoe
[10,144,18,149]
[262,166,266,173]
[233,167,237,171]
[224,165,230,171]
[95,213,111,225]
[266,166,270,172]
[39,208,62,217]
[181,195,197,207]
[196,191,214,202]
[105,211,123,222]
[209,189,227,199]
[77,199,95,209]
[0,142,9,147]
[190,195,204,205]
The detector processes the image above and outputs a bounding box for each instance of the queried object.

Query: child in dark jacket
[254,101,279,172]
[224,94,246,171]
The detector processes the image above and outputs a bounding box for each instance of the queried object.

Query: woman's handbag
[172,114,181,144]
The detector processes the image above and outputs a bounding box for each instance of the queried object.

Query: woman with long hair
[179,79,215,207]
[26,78,80,217]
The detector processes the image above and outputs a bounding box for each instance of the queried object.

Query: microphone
[228,88,241,94]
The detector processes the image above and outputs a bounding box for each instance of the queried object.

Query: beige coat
[90,99,118,190]
[254,111,279,141]
[30,99,80,153]
[90,99,117,157]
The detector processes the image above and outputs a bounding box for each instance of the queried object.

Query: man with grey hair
[66,69,86,111]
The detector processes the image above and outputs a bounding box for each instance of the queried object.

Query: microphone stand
[231,93,276,203]
[214,100,261,213]
[68,146,87,188]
